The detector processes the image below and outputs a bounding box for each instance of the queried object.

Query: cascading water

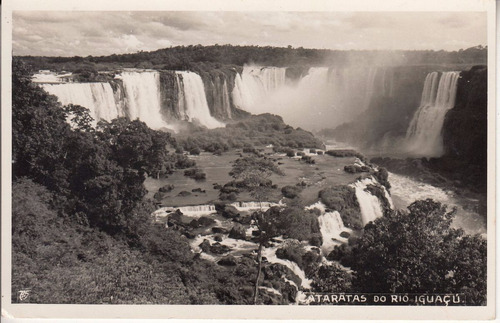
[117,70,170,130]
[41,82,123,122]
[175,71,224,129]
[351,178,385,225]
[405,71,460,157]
[306,201,350,254]
[232,65,287,111]
[232,65,382,130]
[222,80,232,119]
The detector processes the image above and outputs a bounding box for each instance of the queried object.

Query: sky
[12,11,487,57]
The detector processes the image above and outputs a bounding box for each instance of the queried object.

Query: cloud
[12,11,487,56]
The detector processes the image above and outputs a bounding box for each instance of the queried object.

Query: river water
[388,172,486,235]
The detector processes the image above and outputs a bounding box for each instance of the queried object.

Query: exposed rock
[199,239,211,253]
[340,231,351,239]
[212,227,229,234]
[189,216,216,228]
[233,214,252,225]
[213,234,223,242]
[153,191,166,200]
[229,224,247,240]
[159,184,174,193]
[210,242,232,254]
[221,205,240,218]
[217,255,237,266]
[177,191,191,197]
[192,188,206,193]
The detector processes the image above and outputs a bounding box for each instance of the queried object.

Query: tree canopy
[332,199,487,305]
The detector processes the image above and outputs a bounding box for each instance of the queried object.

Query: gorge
[14,45,488,306]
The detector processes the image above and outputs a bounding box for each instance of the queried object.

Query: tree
[333,199,487,305]
[229,156,284,303]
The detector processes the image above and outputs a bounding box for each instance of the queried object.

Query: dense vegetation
[18,44,487,73]
[330,199,487,305]
[11,59,263,304]
[175,113,324,154]
[11,55,488,306]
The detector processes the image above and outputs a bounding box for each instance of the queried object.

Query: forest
[11,57,487,305]
[17,44,487,73]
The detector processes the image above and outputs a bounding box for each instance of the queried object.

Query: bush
[281,185,302,199]
[189,147,201,155]
[184,168,206,181]
[326,149,365,160]
[318,185,362,230]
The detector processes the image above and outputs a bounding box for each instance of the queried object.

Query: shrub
[318,185,362,230]
[184,168,206,181]
[281,185,302,199]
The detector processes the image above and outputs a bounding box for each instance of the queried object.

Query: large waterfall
[117,71,170,130]
[42,82,123,122]
[232,65,287,111]
[405,71,460,157]
[175,71,224,129]
[232,65,382,130]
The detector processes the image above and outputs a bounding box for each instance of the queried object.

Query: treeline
[17,44,487,73]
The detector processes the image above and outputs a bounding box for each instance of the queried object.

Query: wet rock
[183,231,196,239]
[178,191,191,197]
[210,242,232,254]
[233,214,252,225]
[189,216,216,228]
[251,230,261,237]
[192,188,206,193]
[340,231,351,239]
[212,227,229,234]
[221,205,240,218]
[213,234,223,242]
[218,255,237,266]
[159,184,174,193]
[199,239,211,253]
[154,191,166,200]
[229,224,247,240]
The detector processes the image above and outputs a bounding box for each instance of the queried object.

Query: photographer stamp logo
[17,289,31,303]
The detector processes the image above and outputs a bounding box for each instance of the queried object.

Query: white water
[232,65,287,110]
[42,82,123,123]
[388,172,486,235]
[118,70,170,130]
[306,201,350,254]
[350,177,385,225]
[222,79,232,119]
[262,245,312,289]
[405,71,460,157]
[175,71,224,129]
[232,65,381,130]
[229,201,283,211]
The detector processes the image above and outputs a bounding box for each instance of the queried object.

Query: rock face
[440,66,487,192]
[221,205,240,218]
[229,224,247,240]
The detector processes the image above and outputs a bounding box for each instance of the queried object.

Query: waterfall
[229,201,283,211]
[262,246,312,289]
[232,65,382,130]
[306,201,350,254]
[405,71,460,157]
[351,178,384,225]
[175,71,224,129]
[154,204,217,218]
[117,70,170,130]
[41,82,122,122]
[232,65,287,111]
[222,79,232,119]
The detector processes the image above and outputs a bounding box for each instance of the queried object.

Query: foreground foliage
[331,199,487,305]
